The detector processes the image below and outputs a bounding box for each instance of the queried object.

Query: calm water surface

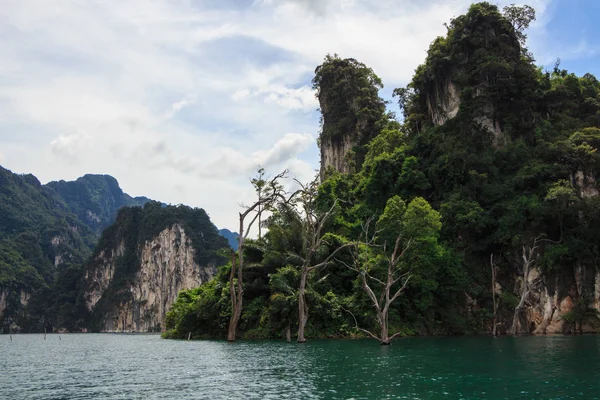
[1,334,599,399]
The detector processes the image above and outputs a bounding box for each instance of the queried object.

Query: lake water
[1,334,599,399]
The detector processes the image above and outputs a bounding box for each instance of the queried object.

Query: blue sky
[0,0,599,231]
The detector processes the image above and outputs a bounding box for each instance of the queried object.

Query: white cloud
[50,132,90,164]
[0,0,558,231]
[165,97,196,119]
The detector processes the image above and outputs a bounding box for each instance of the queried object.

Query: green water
[1,334,599,399]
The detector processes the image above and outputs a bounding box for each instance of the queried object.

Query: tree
[227,168,287,342]
[502,4,536,49]
[290,177,355,343]
[343,196,442,344]
[490,254,498,336]
[509,235,544,335]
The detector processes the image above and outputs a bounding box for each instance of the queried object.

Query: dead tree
[291,178,354,343]
[341,224,412,345]
[490,254,497,337]
[227,168,287,342]
[508,235,544,335]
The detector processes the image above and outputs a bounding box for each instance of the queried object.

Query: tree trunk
[228,238,244,342]
[380,316,390,345]
[491,254,497,337]
[297,267,309,343]
[509,245,534,336]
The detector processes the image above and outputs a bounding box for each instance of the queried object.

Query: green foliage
[314,54,387,172]
[86,202,228,331]
[163,2,600,340]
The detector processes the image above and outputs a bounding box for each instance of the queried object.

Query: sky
[1,0,600,232]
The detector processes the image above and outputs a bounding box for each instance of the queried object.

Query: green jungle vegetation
[0,169,227,332]
[86,202,228,332]
[164,2,600,342]
[0,168,147,332]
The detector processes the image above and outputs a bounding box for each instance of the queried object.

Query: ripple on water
[1,334,600,399]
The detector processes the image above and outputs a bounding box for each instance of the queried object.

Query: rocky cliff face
[320,134,357,178]
[426,79,461,126]
[514,265,600,334]
[315,56,387,180]
[84,224,215,332]
[84,240,125,311]
[426,77,505,147]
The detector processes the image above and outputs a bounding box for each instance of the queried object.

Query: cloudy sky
[1,0,600,231]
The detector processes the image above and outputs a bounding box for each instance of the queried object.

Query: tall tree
[228,168,287,341]
[290,177,355,343]
[343,196,442,344]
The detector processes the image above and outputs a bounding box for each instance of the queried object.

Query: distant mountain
[0,166,153,332]
[218,228,239,250]
[46,174,151,235]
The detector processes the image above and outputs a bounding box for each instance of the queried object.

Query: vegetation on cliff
[0,167,229,332]
[86,202,228,332]
[165,2,600,342]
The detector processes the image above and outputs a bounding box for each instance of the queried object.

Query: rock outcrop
[573,170,600,198]
[315,56,386,180]
[320,134,357,178]
[84,224,215,332]
[426,79,461,126]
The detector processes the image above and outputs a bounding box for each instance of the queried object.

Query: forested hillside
[165,2,600,342]
[0,168,150,331]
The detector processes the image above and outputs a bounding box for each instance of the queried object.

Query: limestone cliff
[512,265,600,334]
[81,202,228,332]
[314,55,386,180]
[410,3,537,149]
[85,224,217,332]
[320,134,357,178]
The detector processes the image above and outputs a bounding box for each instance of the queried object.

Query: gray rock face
[320,134,357,179]
[573,170,600,198]
[84,224,215,332]
[427,79,461,126]
[512,264,600,334]
[426,79,505,147]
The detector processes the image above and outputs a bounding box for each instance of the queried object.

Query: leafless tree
[227,168,287,342]
[290,178,355,343]
[490,254,498,336]
[508,235,545,335]
[341,222,412,345]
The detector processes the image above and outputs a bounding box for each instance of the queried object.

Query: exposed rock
[427,79,505,147]
[19,290,30,307]
[573,170,600,198]
[427,80,461,126]
[83,240,124,311]
[518,264,600,335]
[85,224,214,332]
[320,134,357,178]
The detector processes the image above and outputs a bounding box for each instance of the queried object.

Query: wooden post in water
[491,254,497,337]
[44,328,47,340]
[59,335,62,341]
[187,332,191,341]
[10,334,12,342]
